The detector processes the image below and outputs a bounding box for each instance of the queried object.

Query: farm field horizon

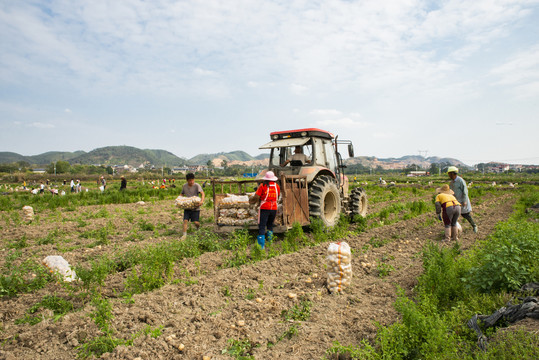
[1,173,538,359]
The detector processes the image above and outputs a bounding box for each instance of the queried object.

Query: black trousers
[461,212,476,227]
[259,209,277,235]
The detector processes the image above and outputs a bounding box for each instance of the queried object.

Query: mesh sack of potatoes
[22,205,34,222]
[218,208,257,225]
[217,193,258,224]
[218,194,252,208]
[174,195,202,209]
[43,255,78,282]
[217,217,256,226]
[326,242,353,293]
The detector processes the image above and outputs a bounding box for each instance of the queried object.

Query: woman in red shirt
[250,171,280,249]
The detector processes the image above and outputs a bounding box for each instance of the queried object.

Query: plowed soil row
[0,191,516,360]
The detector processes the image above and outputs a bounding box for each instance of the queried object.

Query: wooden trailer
[211,175,310,233]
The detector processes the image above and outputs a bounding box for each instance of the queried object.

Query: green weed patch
[326,190,539,359]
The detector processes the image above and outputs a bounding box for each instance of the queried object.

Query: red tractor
[257,128,367,226]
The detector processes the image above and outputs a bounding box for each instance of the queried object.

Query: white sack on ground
[43,255,78,282]
[326,242,352,294]
[22,206,34,222]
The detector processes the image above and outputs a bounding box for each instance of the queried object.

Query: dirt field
[0,187,520,359]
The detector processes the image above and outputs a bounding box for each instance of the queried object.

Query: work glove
[437,214,442,221]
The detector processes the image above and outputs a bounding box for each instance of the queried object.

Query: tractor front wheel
[309,175,341,227]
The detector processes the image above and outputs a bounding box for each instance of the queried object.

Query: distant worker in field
[120,176,127,191]
[281,146,310,166]
[181,173,205,240]
[435,184,461,241]
[447,166,478,233]
[100,176,107,191]
[250,171,281,249]
[70,179,75,193]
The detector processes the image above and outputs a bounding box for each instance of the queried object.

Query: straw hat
[262,171,278,181]
[447,166,459,174]
[436,184,454,195]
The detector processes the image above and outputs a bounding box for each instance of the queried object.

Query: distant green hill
[0,147,187,167]
[0,151,87,165]
[30,151,86,164]
[223,151,256,161]
[189,150,257,165]
[0,152,30,164]
[0,147,469,169]
[188,153,221,165]
[254,153,270,160]
[70,146,188,167]
[144,149,188,166]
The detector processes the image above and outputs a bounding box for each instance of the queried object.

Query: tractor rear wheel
[309,175,341,227]
[350,187,368,217]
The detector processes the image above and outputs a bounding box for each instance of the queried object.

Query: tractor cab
[259,128,353,192]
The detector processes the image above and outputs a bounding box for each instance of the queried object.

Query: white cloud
[0,0,536,98]
[64,108,72,113]
[372,132,397,139]
[290,83,307,95]
[28,122,55,129]
[310,109,367,129]
[0,1,537,164]
[315,117,370,129]
[246,81,275,88]
[490,45,539,98]
[194,68,217,76]
[310,109,342,116]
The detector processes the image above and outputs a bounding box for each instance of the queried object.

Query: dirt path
[0,192,516,360]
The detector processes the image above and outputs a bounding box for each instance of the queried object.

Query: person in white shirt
[281,146,310,166]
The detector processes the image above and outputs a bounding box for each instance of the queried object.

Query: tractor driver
[281,146,311,166]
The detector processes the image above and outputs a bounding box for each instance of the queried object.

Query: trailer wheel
[350,187,368,217]
[309,175,341,227]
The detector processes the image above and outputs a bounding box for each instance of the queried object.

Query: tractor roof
[269,128,334,140]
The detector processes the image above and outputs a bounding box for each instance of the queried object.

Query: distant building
[171,167,189,174]
[171,165,208,174]
[113,165,138,173]
[407,171,430,177]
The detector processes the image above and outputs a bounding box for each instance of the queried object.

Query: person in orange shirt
[250,171,281,249]
[435,184,462,241]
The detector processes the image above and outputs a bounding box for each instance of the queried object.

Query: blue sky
[1,0,538,165]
